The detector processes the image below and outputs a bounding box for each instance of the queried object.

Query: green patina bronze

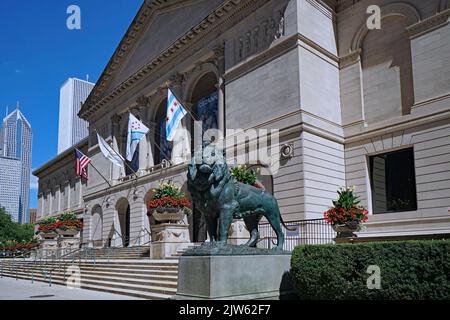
[187,142,288,252]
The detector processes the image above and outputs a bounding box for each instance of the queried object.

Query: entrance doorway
[116,198,131,247]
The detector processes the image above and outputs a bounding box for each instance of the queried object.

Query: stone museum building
[34,0,450,248]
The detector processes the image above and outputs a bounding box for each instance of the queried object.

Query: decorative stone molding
[234,9,285,63]
[339,49,361,69]
[280,143,294,160]
[79,0,272,121]
[169,72,186,87]
[226,32,338,84]
[132,187,146,202]
[407,9,450,39]
[105,195,116,209]
[136,95,150,108]
[213,43,225,58]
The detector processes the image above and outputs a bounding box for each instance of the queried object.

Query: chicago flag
[126,113,150,161]
[166,89,187,142]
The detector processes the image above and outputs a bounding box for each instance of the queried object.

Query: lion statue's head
[187,142,229,194]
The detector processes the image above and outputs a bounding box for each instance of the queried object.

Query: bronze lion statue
[187,142,287,250]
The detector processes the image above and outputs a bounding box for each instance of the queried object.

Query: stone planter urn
[57,228,80,237]
[149,208,190,259]
[332,221,361,239]
[40,231,58,239]
[152,208,185,223]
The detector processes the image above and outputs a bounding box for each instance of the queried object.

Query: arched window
[190,72,219,143]
[361,16,414,123]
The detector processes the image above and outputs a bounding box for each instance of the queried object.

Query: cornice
[408,8,450,39]
[80,0,270,121]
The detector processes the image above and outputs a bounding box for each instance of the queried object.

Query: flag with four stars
[126,113,150,162]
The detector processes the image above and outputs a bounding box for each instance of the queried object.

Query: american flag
[75,149,91,179]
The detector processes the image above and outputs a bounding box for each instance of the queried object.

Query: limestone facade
[34,0,450,246]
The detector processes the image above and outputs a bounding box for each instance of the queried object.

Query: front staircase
[0,246,196,300]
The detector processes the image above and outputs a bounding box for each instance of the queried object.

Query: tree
[0,207,35,243]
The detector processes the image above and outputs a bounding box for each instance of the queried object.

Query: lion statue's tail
[280,213,297,232]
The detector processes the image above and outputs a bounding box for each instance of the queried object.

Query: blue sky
[0,0,142,209]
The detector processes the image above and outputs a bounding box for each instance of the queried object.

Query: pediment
[107,0,225,93]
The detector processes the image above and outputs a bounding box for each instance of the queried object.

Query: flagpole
[75,148,112,187]
[94,129,139,178]
[136,117,174,163]
[88,162,113,188]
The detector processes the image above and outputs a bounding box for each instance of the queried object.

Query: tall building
[1,106,32,224]
[57,78,95,154]
[29,208,37,224]
[0,156,21,222]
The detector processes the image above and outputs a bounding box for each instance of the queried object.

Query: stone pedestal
[150,223,191,259]
[58,237,80,251]
[175,254,295,300]
[228,221,250,246]
[40,238,58,257]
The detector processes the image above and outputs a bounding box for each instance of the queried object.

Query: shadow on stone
[279,271,298,300]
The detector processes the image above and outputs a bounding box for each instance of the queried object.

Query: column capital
[213,43,225,58]
[111,114,122,125]
[169,72,186,88]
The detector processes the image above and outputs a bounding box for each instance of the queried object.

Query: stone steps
[0,258,179,300]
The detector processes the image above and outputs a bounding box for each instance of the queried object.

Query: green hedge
[291,240,450,300]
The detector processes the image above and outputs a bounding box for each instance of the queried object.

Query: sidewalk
[0,277,142,300]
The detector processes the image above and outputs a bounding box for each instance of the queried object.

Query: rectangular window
[369,148,417,214]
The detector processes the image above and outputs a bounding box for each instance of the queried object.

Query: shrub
[291,241,450,300]
[230,165,262,187]
[58,212,78,222]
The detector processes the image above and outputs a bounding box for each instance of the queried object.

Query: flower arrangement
[230,165,264,189]
[36,217,58,233]
[36,213,83,234]
[56,212,83,231]
[0,240,39,252]
[148,182,192,215]
[324,186,369,229]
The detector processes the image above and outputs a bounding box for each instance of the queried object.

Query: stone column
[129,189,146,247]
[103,196,121,248]
[111,114,124,181]
[65,180,71,211]
[214,45,226,136]
[132,98,153,172]
[147,121,157,167]
[170,74,191,164]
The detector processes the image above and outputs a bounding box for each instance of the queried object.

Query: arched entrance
[91,205,103,247]
[116,198,131,247]
[189,72,219,242]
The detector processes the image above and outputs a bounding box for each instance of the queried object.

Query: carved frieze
[235,10,285,63]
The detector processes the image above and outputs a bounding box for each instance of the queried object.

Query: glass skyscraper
[0,106,32,224]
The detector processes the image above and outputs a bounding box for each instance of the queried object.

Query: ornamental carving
[235,10,285,63]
